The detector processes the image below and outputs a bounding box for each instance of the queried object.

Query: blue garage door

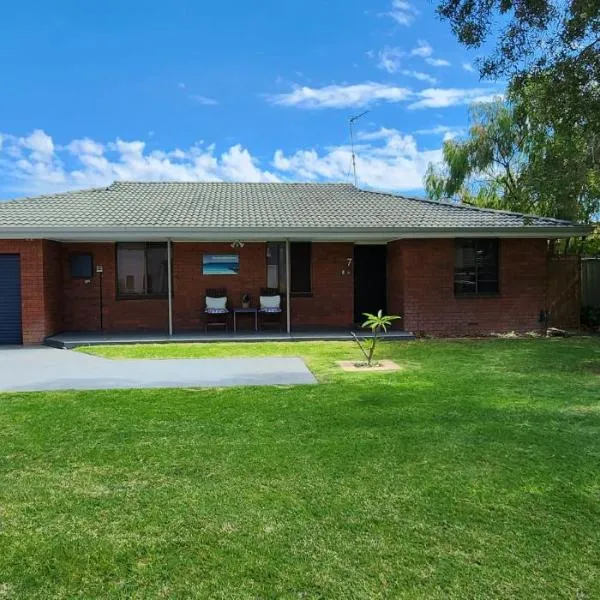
[0,255,22,344]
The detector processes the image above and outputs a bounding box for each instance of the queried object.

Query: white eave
[0,224,593,242]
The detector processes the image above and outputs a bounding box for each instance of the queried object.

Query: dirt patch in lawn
[581,359,600,374]
[337,359,402,372]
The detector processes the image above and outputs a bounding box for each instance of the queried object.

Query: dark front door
[0,254,22,344]
[353,245,387,324]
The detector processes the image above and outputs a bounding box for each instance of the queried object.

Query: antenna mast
[349,110,369,186]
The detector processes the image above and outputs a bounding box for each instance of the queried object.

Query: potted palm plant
[241,293,251,309]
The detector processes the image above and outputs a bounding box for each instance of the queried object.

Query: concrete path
[0,346,316,392]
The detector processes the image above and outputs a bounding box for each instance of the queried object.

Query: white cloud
[376,42,435,74]
[20,129,55,159]
[267,82,412,109]
[268,82,502,111]
[462,62,476,73]
[377,46,403,73]
[189,94,219,105]
[67,138,104,156]
[409,88,502,109]
[416,125,465,139]
[0,129,281,195]
[356,127,399,142]
[386,0,418,26]
[220,144,280,182]
[273,127,441,190]
[425,57,451,67]
[400,70,437,84]
[0,130,65,188]
[4,141,22,159]
[442,131,460,142]
[410,40,433,58]
[113,139,145,157]
[0,127,445,195]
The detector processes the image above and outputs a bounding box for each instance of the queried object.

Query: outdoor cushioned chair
[258,287,284,331]
[204,288,230,331]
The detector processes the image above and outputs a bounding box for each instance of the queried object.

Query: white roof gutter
[0,225,592,241]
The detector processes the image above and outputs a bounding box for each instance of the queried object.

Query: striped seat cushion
[205,308,228,314]
[260,307,282,313]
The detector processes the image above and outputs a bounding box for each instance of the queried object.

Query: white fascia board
[0,225,592,241]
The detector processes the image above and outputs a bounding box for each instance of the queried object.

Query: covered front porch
[45,328,415,350]
[56,236,398,338]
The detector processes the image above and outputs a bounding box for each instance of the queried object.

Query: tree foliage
[425,99,600,222]
[580,224,600,255]
[436,0,600,166]
[436,1,599,76]
[436,1,599,105]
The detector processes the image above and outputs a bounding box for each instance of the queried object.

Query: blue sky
[0,0,502,199]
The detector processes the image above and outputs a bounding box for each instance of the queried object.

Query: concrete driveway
[0,346,316,392]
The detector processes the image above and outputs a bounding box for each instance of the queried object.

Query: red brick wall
[43,241,63,336]
[59,241,355,333]
[172,242,267,331]
[0,239,62,343]
[1,236,556,342]
[61,243,169,333]
[173,242,355,330]
[387,240,404,325]
[290,242,354,328]
[61,243,102,332]
[398,238,548,336]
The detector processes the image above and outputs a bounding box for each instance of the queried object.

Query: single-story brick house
[0,181,591,344]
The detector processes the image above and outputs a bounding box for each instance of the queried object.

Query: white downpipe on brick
[286,239,291,335]
[167,239,173,336]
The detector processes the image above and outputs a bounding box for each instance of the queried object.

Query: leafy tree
[436,1,599,78]
[578,224,600,255]
[435,0,600,132]
[425,101,527,210]
[425,99,600,223]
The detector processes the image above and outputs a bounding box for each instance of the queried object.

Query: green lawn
[1,339,600,599]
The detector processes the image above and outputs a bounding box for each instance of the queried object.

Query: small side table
[233,308,258,332]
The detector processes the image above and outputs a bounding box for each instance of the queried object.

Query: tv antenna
[349,110,369,186]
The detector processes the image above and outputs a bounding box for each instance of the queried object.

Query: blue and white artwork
[202,254,240,275]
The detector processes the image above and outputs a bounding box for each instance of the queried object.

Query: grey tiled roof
[0,181,578,230]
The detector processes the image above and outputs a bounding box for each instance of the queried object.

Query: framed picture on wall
[202,254,240,275]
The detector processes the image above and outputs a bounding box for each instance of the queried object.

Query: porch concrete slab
[45,329,416,349]
[0,346,316,392]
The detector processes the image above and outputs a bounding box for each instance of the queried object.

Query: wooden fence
[547,256,581,329]
[582,258,600,308]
